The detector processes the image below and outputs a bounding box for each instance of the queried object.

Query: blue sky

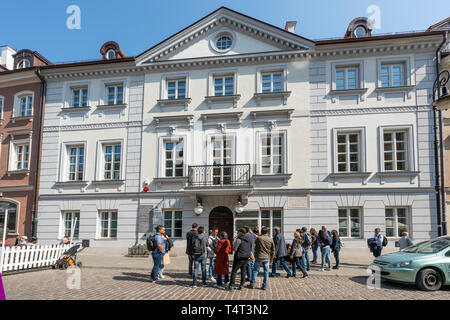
[1,0,449,63]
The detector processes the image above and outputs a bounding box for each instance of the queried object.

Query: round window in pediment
[216,35,233,51]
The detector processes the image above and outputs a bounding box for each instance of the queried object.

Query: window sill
[329,88,368,103]
[157,98,192,111]
[375,85,415,100]
[329,172,372,186]
[96,104,127,110]
[376,171,420,185]
[252,173,292,184]
[253,91,291,105]
[95,238,118,241]
[11,116,33,123]
[55,181,89,186]
[6,170,30,176]
[61,106,91,112]
[154,177,188,185]
[204,94,241,107]
[92,179,125,185]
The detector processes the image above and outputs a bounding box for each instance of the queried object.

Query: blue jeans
[312,245,319,262]
[247,259,255,280]
[292,257,308,277]
[192,255,207,285]
[208,256,216,278]
[333,248,340,268]
[151,251,164,281]
[271,256,292,276]
[321,246,331,269]
[302,248,310,269]
[251,258,270,286]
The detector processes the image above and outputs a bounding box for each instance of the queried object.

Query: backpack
[192,235,204,256]
[146,234,156,251]
[211,237,219,251]
[303,233,311,247]
[382,236,388,247]
[166,238,174,251]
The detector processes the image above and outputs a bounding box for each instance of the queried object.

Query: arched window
[17,59,30,69]
[106,50,116,60]
[14,92,33,117]
[0,201,18,235]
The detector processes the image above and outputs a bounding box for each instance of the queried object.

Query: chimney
[285,21,297,33]
[0,45,17,70]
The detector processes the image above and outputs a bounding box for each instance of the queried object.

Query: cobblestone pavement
[3,267,450,300]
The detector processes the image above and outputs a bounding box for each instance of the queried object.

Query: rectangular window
[71,88,88,108]
[106,84,124,105]
[0,97,4,119]
[62,212,80,239]
[383,130,408,171]
[260,133,284,174]
[103,144,121,180]
[164,210,182,238]
[214,76,234,96]
[385,208,408,237]
[336,132,360,172]
[164,140,184,177]
[338,208,361,238]
[234,209,282,237]
[212,136,233,185]
[261,72,283,93]
[380,63,405,87]
[18,96,32,116]
[167,79,186,100]
[15,143,30,170]
[335,67,358,90]
[261,209,282,237]
[99,211,118,239]
[68,146,85,181]
[0,203,18,234]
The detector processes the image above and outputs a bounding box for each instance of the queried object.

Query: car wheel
[416,268,442,291]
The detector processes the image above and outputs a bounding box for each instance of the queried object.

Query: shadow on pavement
[349,275,450,292]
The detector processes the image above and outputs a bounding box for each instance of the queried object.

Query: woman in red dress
[214,231,231,287]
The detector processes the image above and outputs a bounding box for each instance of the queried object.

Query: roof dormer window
[106,50,116,60]
[354,26,367,38]
[17,59,30,69]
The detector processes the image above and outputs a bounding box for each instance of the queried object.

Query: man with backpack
[149,225,166,283]
[300,227,311,271]
[226,228,252,291]
[191,226,209,287]
[370,228,387,257]
[186,223,199,276]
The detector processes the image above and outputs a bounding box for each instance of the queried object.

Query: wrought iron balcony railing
[188,164,251,187]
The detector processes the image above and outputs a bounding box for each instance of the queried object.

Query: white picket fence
[0,244,71,273]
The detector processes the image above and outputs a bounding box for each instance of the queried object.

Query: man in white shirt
[371,228,384,257]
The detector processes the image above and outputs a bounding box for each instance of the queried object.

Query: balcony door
[211,136,234,185]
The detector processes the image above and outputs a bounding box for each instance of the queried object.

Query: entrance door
[209,206,233,239]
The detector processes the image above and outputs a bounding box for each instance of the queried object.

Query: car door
[445,249,450,284]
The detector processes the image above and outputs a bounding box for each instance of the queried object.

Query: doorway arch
[209,206,233,239]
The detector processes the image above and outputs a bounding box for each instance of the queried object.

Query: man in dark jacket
[186,223,198,276]
[226,228,251,290]
[191,226,209,287]
[270,227,292,278]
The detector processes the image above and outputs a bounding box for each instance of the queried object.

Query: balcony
[187,164,251,188]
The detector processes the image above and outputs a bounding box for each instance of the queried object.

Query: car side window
[446,250,450,257]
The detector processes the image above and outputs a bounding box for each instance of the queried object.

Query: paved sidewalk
[3,267,450,300]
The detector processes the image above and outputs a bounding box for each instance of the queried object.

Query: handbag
[248,251,254,262]
[163,252,171,265]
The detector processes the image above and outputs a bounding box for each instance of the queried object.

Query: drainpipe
[434,31,448,237]
[32,68,46,238]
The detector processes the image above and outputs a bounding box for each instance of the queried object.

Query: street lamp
[234,196,245,214]
[194,198,203,216]
[433,70,450,110]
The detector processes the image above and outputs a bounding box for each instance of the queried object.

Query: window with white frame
[14,143,30,170]
[71,87,88,108]
[67,145,85,181]
[380,63,405,87]
[167,78,186,100]
[164,139,184,177]
[62,212,80,239]
[383,130,408,171]
[98,211,118,239]
[17,95,32,117]
[212,136,233,185]
[385,208,409,237]
[338,208,361,238]
[260,133,284,174]
[164,210,182,238]
[214,75,234,96]
[335,66,359,90]
[234,209,282,237]
[17,59,30,69]
[336,132,360,172]
[261,72,283,93]
[106,84,124,105]
[103,144,121,180]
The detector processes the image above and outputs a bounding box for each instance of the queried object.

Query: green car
[369,236,450,291]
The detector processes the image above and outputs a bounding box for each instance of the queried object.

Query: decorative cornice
[43,121,142,132]
[310,105,431,116]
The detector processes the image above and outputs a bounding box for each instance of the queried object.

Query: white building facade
[36,8,445,247]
